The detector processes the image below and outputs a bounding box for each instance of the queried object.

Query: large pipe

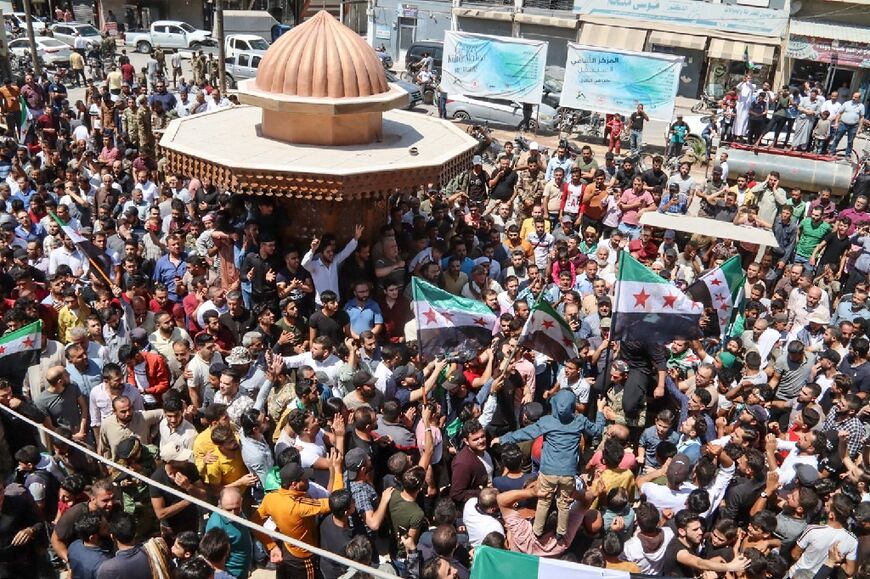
[722,145,854,196]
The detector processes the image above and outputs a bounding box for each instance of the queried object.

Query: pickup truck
[224,50,263,89]
[124,20,214,53]
[225,34,269,59]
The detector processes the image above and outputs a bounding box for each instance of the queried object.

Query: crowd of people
[0,29,870,579]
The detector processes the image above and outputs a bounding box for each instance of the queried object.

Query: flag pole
[600,250,626,404]
[48,210,114,289]
[723,275,747,343]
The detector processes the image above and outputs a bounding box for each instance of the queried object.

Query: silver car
[445,94,556,132]
[50,22,101,49]
[224,51,262,89]
[8,36,72,68]
[385,69,422,110]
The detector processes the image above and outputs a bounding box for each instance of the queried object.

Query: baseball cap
[668,182,680,191]
[597,295,612,305]
[472,155,483,166]
[600,317,611,330]
[280,462,314,486]
[663,230,676,240]
[529,141,539,151]
[441,371,466,393]
[612,360,629,373]
[666,453,692,486]
[160,441,193,463]
[561,215,574,223]
[352,370,375,389]
[746,404,769,423]
[345,448,369,480]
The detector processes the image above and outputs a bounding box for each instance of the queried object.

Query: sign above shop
[786,34,870,68]
[573,0,788,38]
[397,4,419,18]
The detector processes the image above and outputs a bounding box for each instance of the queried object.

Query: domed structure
[254,10,389,99]
[236,10,409,146]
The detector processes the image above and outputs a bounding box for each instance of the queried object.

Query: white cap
[529,141,540,151]
[472,155,483,165]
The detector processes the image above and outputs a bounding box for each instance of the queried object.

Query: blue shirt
[68,540,110,579]
[205,512,253,579]
[152,253,188,301]
[66,360,103,398]
[546,154,573,181]
[441,256,474,275]
[344,298,384,336]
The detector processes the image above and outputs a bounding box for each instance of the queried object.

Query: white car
[445,94,557,132]
[5,13,47,33]
[50,22,102,49]
[8,36,72,68]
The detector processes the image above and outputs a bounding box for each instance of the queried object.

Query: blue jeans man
[629,129,642,154]
[829,122,859,157]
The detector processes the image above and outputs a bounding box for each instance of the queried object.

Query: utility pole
[0,10,10,83]
[22,0,42,77]
[216,0,226,93]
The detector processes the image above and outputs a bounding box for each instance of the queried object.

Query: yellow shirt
[592,468,637,509]
[193,426,216,476]
[202,449,248,488]
[519,217,550,242]
[57,305,89,344]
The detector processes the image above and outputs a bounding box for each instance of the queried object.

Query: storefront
[785,20,870,96]
[646,31,707,99]
[704,39,778,98]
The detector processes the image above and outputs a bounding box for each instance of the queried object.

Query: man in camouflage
[152,45,166,77]
[136,96,155,159]
[514,158,546,221]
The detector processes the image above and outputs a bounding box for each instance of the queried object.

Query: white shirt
[640,481,696,513]
[89,383,144,426]
[622,526,674,575]
[196,299,228,327]
[48,245,88,276]
[206,97,231,112]
[790,525,858,577]
[821,99,843,119]
[302,238,358,303]
[462,497,504,546]
[775,439,818,486]
[281,352,342,386]
[136,179,159,204]
[158,417,197,450]
[373,361,393,395]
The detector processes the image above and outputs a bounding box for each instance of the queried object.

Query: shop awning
[708,38,777,65]
[578,24,647,52]
[639,213,779,248]
[648,31,707,52]
[789,20,868,43]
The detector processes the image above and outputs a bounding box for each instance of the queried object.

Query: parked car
[445,94,557,132]
[224,50,263,88]
[385,69,422,109]
[225,34,269,58]
[5,13,47,33]
[8,36,71,68]
[124,20,213,54]
[50,22,101,49]
[404,40,443,75]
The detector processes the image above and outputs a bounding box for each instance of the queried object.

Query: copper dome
[253,11,390,99]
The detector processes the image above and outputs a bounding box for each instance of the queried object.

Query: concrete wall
[456,15,512,36]
[371,0,453,61]
[517,23,575,68]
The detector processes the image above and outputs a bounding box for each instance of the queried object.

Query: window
[252,56,261,67]
[238,54,249,67]
[154,25,168,33]
[169,26,184,34]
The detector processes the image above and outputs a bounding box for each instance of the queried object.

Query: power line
[0,403,397,579]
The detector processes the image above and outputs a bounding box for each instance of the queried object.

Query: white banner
[560,43,683,121]
[441,31,547,104]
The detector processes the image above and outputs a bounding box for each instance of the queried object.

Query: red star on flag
[718,302,730,312]
[542,320,555,330]
[691,301,701,310]
[22,337,34,348]
[423,309,438,325]
[473,317,488,327]
[633,289,650,308]
[662,293,678,308]
[562,338,575,348]
[0,346,6,355]
[710,278,722,286]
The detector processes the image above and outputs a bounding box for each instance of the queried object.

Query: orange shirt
[251,477,344,558]
[0,85,20,114]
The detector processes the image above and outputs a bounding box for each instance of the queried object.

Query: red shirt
[121,63,135,82]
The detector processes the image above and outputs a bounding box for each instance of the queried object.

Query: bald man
[34,365,89,443]
[204,487,253,578]
[790,286,827,331]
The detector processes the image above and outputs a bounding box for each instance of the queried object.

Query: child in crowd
[637,409,679,474]
[813,110,832,154]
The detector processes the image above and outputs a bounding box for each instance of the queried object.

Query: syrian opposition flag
[685,255,745,338]
[470,545,637,579]
[411,277,497,359]
[519,299,578,363]
[0,320,42,358]
[49,211,114,281]
[18,95,32,142]
[612,252,703,343]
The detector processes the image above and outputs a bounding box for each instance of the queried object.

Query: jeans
[829,122,859,156]
[618,222,641,240]
[629,129,642,154]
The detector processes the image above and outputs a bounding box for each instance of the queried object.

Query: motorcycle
[691,91,720,114]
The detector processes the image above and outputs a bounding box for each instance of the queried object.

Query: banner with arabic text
[441,31,547,104]
[560,44,683,121]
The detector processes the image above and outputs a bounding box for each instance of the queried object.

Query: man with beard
[98,395,163,460]
[51,478,117,565]
[343,370,385,411]
[661,511,749,576]
[251,451,344,579]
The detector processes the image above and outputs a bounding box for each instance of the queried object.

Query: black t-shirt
[55,501,90,546]
[309,310,350,345]
[467,169,489,204]
[149,463,201,533]
[630,111,646,131]
[489,168,519,202]
[661,537,695,577]
[642,168,667,189]
[818,231,851,272]
[319,516,358,579]
[838,356,870,394]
